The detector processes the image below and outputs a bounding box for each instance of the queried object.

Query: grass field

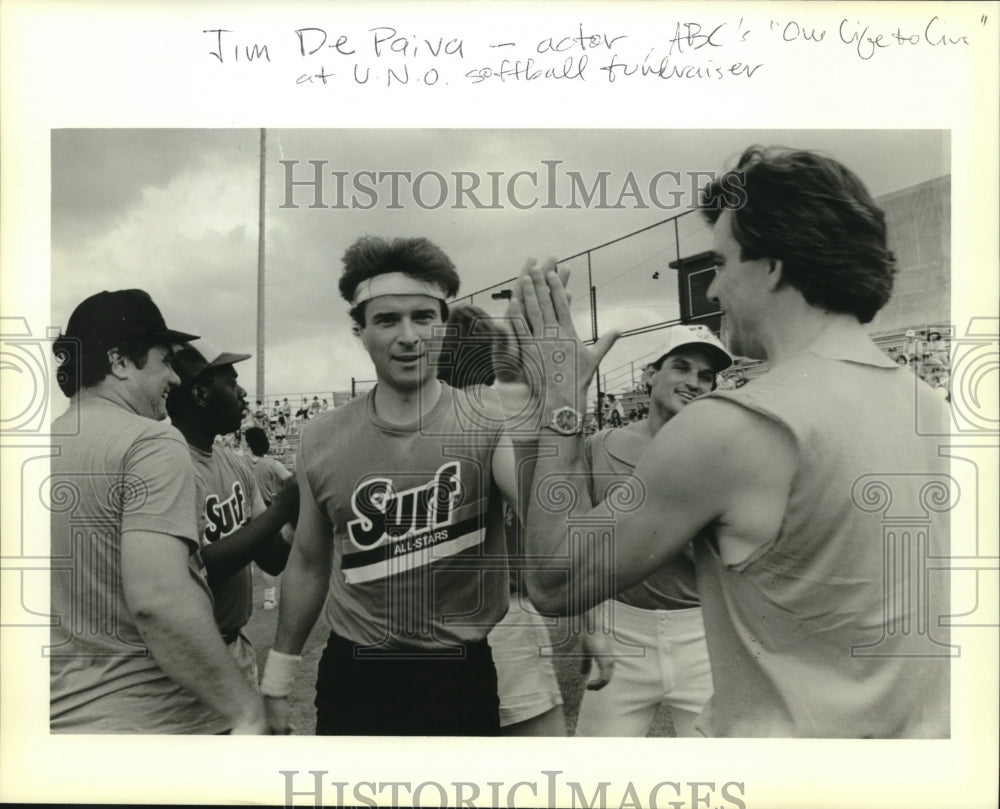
[244,570,674,737]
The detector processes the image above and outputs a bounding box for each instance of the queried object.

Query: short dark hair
[437,303,503,389]
[53,336,155,397]
[339,236,460,326]
[244,426,270,456]
[701,146,896,324]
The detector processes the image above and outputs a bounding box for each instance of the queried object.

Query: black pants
[314,631,500,736]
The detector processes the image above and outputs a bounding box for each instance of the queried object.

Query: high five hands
[505,258,620,417]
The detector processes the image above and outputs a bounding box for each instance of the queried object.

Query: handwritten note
[202,15,979,88]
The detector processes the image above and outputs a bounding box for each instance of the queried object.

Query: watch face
[551,406,581,434]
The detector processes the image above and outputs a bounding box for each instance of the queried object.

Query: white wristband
[260,649,302,697]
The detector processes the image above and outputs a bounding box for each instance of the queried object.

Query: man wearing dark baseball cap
[575,325,732,738]
[49,290,267,734]
[53,289,198,414]
[166,338,298,729]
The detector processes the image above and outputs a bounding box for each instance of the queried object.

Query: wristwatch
[545,405,583,436]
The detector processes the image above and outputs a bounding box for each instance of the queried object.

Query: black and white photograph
[1,3,997,808]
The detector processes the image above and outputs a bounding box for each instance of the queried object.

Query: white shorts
[488,594,564,727]
[575,601,711,737]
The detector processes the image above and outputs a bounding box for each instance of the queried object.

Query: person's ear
[765,258,784,291]
[106,348,129,380]
[190,382,210,408]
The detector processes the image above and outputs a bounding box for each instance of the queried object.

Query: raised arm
[513,261,796,615]
[121,531,266,733]
[491,433,519,513]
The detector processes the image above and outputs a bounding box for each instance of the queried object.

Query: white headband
[351,272,450,307]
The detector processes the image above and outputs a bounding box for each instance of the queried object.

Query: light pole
[588,252,603,429]
[255,128,266,403]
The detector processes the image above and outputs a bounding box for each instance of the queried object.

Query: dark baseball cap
[172,337,251,383]
[63,289,198,349]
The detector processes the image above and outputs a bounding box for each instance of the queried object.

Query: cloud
[52,128,949,398]
[52,129,261,244]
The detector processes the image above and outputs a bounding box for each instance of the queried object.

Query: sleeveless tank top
[693,340,951,737]
[300,384,509,649]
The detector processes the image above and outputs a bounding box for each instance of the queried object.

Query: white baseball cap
[650,325,733,372]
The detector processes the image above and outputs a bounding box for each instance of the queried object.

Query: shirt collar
[796,324,898,369]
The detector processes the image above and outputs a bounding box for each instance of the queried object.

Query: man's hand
[264,695,293,735]
[229,697,269,734]
[506,258,619,414]
[122,530,276,732]
[580,631,617,691]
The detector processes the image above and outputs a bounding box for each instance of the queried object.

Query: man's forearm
[253,531,292,575]
[520,433,609,615]
[201,503,291,579]
[272,545,330,655]
[132,578,263,729]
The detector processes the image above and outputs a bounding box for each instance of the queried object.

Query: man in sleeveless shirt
[262,236,519,735]
[575,325,732,737]
[517,147,951,738]
[49,290,267,734]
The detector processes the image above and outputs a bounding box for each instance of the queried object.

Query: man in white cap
[49,290,266,734]
[262,236,518,735]
[575,325,732,737]
[166,337,298,725]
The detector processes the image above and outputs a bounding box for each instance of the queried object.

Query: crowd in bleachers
[214,327,953,456]
[214,394,333,459]
[884,330,951,400]
[591,325,953,427]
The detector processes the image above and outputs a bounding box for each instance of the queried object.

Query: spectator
[245,426,296,609]
[606,393,623,427]
[274,414,287,453]
[254,399,269,429]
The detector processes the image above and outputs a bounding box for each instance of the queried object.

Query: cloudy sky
[51,128,948,400]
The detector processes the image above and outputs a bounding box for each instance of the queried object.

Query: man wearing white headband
[576,325,732,738]
[263,236,519,735]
